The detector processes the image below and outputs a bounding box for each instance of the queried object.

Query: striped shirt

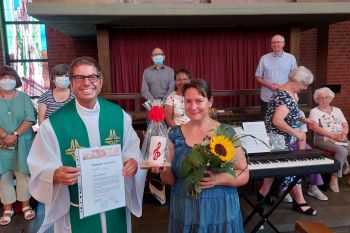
[38,90,75,119]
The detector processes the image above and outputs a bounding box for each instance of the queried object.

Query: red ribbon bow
[148,106,166,123]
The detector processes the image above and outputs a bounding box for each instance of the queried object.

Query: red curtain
[109,27,289,109]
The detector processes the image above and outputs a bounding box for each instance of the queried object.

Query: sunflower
[209,135,235,162]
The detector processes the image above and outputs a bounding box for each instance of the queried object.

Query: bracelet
[13,131,19,138]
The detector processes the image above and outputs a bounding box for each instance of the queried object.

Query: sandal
[292,199,317,216]
[329,180,340,193]
[0,209,14,226]
[22,206,35,220]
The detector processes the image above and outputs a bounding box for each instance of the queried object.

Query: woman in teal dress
[152,79,249,233]
[0,66,36,225]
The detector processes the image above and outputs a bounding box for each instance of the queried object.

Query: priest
[28,56,147,233]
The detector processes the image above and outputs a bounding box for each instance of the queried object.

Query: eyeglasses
[72,74,100,83]
[318,96,331,100]
[176,78,189,82]
[271,41,284,44]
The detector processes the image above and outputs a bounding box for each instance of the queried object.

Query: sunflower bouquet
[179,125,245,198]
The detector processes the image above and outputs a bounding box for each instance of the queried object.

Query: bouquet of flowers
[179,125,249,198]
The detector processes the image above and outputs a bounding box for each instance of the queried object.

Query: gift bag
[148,177,166,205]
[141,100,170,168]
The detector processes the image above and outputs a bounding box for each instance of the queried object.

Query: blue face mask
[55,76,70,89]
[0,78,16,91]
[152,55,165,65]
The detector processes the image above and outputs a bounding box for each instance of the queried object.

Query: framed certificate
[75,145,125,219]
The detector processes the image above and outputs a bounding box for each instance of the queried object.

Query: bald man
[255,35,297,118]
[141,47,175,102]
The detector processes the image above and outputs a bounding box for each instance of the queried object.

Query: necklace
[318,106,332,114]
[0,90,16,115]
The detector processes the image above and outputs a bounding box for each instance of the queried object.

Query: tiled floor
[132,176,350,233]
[1,176,350,233]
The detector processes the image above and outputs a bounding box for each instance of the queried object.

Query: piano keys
[247,149,340,178]
[243,149,340,233]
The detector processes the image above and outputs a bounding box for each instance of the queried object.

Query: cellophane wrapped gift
[267,133,288,151]
[141,100,170,168]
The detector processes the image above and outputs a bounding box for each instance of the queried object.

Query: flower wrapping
[179,125,247,198]
[141,100,169,167]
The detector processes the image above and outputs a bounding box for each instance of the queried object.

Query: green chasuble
[49,98,127,233]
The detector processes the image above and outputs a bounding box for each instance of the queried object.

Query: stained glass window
[10,61,49,94]
[6,24,47,60]
[2,0,39,22]
[1,0,49,98]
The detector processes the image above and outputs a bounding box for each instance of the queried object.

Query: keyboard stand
[243,176,302,233]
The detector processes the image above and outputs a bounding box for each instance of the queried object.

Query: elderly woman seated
[258,66,317,216]
[306,87,350,192]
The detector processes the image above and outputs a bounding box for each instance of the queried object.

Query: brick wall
[299,21,350,120]
[46,27,98,72]
[327,20,350,119]
[300,29,317,76]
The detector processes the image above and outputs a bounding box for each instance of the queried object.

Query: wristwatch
[13,131,19,138]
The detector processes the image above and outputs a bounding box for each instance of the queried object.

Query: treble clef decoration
[153,142,161,160]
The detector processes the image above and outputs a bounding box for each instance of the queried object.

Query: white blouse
[165,92,190,125]
[309,106,347,141]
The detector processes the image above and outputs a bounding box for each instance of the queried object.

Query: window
[1,0,49,99]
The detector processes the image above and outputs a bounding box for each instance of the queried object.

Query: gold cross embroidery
[105,129,120,145]
[65,139,80,160]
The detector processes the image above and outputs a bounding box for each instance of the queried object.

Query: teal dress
[168,125,244,233]
[0,91,36,174]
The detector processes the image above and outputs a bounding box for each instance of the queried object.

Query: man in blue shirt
[141,47,175,103]
[255,35,297,119]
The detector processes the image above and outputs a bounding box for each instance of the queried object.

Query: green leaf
[188,149,205,166]
[182,175,194,195]
[193,168,205,182]
[179,149,205,176]
[179,162,193,177]
[208,156,221,167]
[226,169,236,177]
[211,166,227,173]
[194,183,202,194]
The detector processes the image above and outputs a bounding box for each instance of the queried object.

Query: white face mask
[55,76,70,89]
[0,78,16,91]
